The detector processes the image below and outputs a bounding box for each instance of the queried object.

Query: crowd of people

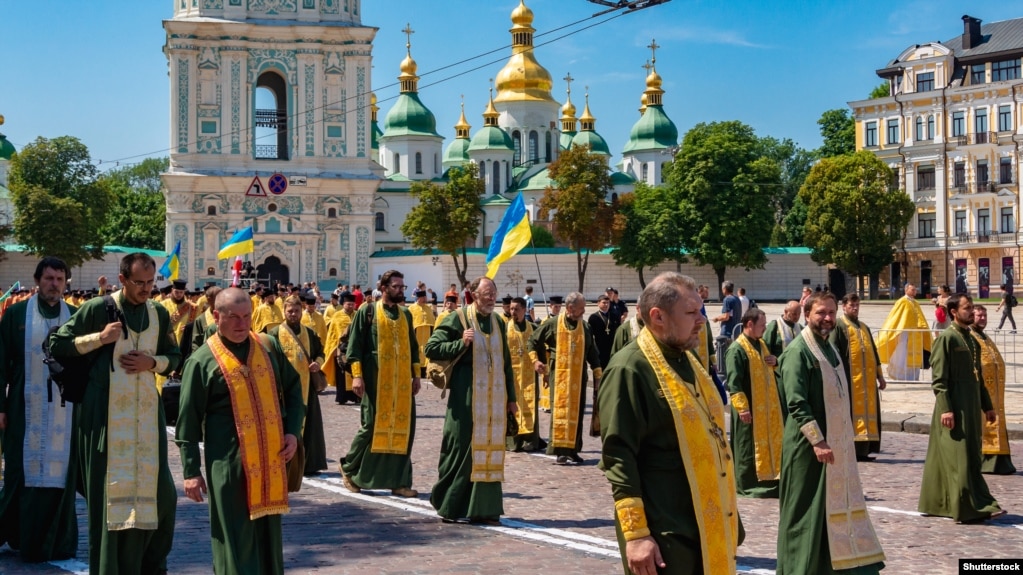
[0,257,1016,574]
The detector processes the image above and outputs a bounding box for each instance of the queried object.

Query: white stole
[468,307,507,482]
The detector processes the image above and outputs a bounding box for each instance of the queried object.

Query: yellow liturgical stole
[845,319,880,441]
[370,301,414,454]
[552,313,585,449]
[971,331,1010,455]
[731,334,783,481]
[507,319,536,435]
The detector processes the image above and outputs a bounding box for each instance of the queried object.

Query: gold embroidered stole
[695,320,712,371]
[371,301,414,454]
[277,325,312,436]
[321,310,354,390]
[971,331,1009,455]
[106,294,161,530]
[207,333,290,520]
[552,313,585,448]
[507,319,536,434]
[162,298,195,344]
[468,307,507,482]
[301,310,327,343]
[23,295,73,488]
[203,308,215,328]
[636,329,738,575]
[735,334,783,481]
[800,327,886,570]
[845,318,880,442]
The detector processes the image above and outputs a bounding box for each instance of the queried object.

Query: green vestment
[341,303,420,490]
[50,295,180,575]
[176,336,305,575]
[268,324,327,475]
[777,332,884,575]
[764,318,801,358]
[425,310,516,521]
[918,324,1002,521]
[0,298,79,562]
[725,336,780,498]
[527,315,600,458]
[599,339,745,575]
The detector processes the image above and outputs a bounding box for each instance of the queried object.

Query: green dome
[559,130,576,151]
[382,93,441,138]
[468,125,514,152]
[623,105,678,154]
[0,134,15,160]
[443,138,471,166]
[571,130,610,156]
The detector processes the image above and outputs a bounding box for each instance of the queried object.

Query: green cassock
[49,295,181,575]
[268,323,328,474]
[776,332,883,575]
[918,323,1002,522]
[599,338,745,574]
[341,303,420,490]
[424,310,516,521]
[527,315,600,458]
[176,335,305,575]
[0,298,79,562]
[725,336,779,498]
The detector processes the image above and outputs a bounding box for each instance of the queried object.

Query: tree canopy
[538,144,617,292]
[816,108,856,158]
[399,163,484,286]
[869,81,891,99]
[9,136,114,267]
[799,150,915,296]
[100,157,168,250]
[611,183,683,288]
[668,121,780,290]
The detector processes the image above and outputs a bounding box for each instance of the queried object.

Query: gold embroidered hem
[800,421,824,445]
[730,392,750,412]
[846,320,880,442]
[637,329,738,575]
[552,313,585,449]
[736,335,783,481]
[207,333,290,520]
[371,301,414,455]
[614,497,651,541]
[468,307,507,482]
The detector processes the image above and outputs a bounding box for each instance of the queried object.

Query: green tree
[400,163,484,286]
[529,224,555,248]
[816,108,855,158]
[9,136,114,268]
[781,195,809,247]
[758,137,815,244]
[869,81,890,99]
[538,144,616,292]
[799,150,915,297]
[668,121,780,292]
[100,157,168,249]
[611,183,683,288]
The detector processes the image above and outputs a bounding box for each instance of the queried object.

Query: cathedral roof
[0,133,14,161]
[443,138,472,165]
[494,1,557,105]
[623,105,677,153]
[468,126,514,152]
[382,92,441,138]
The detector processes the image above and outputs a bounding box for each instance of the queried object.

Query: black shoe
[555,455,570,465]
[569,453,585,464]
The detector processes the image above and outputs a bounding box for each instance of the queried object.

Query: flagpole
[528,232,550,315]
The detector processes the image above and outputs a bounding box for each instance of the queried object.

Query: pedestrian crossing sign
[245,175,266,197]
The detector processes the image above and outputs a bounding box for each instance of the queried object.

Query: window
[207,267,216,276]
[641,163,649,182]
[327,125,343,138]
[977,160,989,185]
[327,207,337,219]
[975,108,988,136]
[512,131,521,165]
[393,153,400,173]
[865,121,878,147]
[918,213,936,238]
[978,208,991,235]
[529,131,539,163]
[952,112,965,137]
[927,115,935,140]
[493,161,501,194]
[916,72,934,92]
[887,119,900,144]
[375,212,385,232]
[971,64,986,85]
[955,210,967,236]
[954,162,966,188]
[1001,157,1013,184]
[992,58,1021,82]
[479,161,486,182]
[916,166,935,190]
[545,132,552,163]
[207,205,217,216]
[1001,207,1015,233]
[999,105,1012,132]
[415,152,422,174]
[329,268,337,277]
[434,153,439,174]
[915,117,924,142]
[661,162,668,183]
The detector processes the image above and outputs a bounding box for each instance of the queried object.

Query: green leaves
[99,157,168,250]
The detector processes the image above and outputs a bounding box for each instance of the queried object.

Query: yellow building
[851,15,1023,297]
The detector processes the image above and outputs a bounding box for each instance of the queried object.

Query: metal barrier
[875,327,1019,385]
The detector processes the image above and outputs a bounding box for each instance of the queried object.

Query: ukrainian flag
[0,281,21,304]
[486,192,532,279]
[158,241,181,281]
[218,226,254,260]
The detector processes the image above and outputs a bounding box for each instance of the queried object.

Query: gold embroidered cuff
[592,368,603,380]
[614,497,651,541]
[152,355,169,374]
[730,392,749,412]
[528,351,539,363]
[74,332,104,355]
[412,362,420,373]
[351,361,363,378]
[800,421,825,445]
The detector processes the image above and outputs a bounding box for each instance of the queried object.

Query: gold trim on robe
[551,313,585,449]
[734,334,783,481]
[468,306,507,482]
[971,331,1010,455]
[507,319,536,435]
[845,319,880,442]
[370,301,414,455]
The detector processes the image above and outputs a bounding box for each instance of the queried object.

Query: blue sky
[2,0,1019,171]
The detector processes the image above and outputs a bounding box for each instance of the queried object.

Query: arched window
[512,131,522,165]
[480,161,486,182]
[254,71,288,160]
[545,131,552,163]
[641,163,649,182]
[415,152,423,174]
[915,116,924,141]
[207,205,217,216]
[493,161,501,194]
[327,207,337,219]
[661,162,668,183]
[207,266,216,276]
[434,153,439,174]
[375,212,385,231]
[927,115,935,139]
[329,267,338,277]
[393,152,400,173]
[529,131,539,163]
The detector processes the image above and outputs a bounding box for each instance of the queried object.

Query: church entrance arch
[257,256,290,288]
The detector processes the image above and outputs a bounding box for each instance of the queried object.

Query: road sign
[268,173,288,195]
[289,175,307,186]
[245,175,266,197]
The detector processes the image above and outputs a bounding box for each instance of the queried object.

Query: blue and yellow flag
[0,281,21,304]
[486,192,532,279]
[218,226,254,260]
[158,241,181,281]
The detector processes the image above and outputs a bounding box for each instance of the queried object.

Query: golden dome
[494,0,556,104]
[371,92,380,121]
[511,0,534,27]
[400,53,417,77]
[561,96,576,118]
[639,92,648,115]
[579,93,595,126]
[455,101,471,138]
[483,89,500,124]
[646,69,663,90]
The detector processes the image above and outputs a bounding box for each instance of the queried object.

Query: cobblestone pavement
[1,382,1020,574]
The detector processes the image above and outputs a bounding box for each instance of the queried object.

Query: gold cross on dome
[402,23,415,52]
[647,39,660,66]
[563,72,574,95]
[641,60,653,74]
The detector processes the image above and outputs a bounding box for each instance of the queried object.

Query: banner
[1002,256,1015,292]
[978,258,990,299]
[955,259,968,295]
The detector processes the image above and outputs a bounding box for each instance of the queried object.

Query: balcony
[956,132,997,146]
[975,181,996,194]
